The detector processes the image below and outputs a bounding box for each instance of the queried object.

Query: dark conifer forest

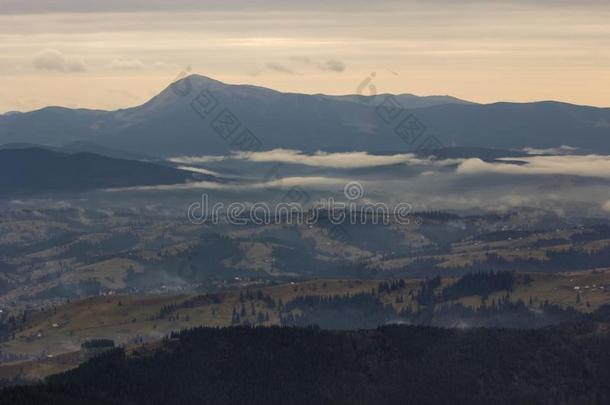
[2,318,610,405]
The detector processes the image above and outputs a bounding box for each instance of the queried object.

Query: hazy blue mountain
[0,142,46,150]
[0,148,202,194]
[425,146,530,160]
[0,75,609,157]
[0,141,154,161]
[0,106,110,148]
[60,140,158,161]
[320,93,474,109]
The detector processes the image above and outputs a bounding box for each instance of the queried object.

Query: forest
[2,322,609,404]
[278,272,583,329]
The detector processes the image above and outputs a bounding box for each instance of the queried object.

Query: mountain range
[1,75,609,157]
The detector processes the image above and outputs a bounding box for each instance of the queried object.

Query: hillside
[1,271,608,376]
[2,324,610,404]
[0,148,202,194]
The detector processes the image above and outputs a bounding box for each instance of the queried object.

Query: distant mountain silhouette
[0,74,609,157]
[0,141,154,161]
[318,93,474,109]
[426,146,530,160]
[0,148,202,194]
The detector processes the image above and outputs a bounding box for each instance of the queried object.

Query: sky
[0,0,609,113]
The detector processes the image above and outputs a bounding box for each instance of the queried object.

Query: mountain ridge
[1,74,609,157]
[0,147,204,195]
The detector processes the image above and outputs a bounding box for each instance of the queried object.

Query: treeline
[280,293,395,329]
[412,271,518,307]
[401,297,584,329]
[439,246,610,273]
[440,270,519,301]
[2,324,609,404]
[278,291,585,330]
[0,309,36,342]
[276,271,584,330]
[211,271,585,330]
[81,339,115,349]
[231,289,276,325]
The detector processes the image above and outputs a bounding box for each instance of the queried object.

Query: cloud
[265,62,297,75]
[267,58,344,75]
[105,89,141,101]
[106,176,352,192]
[33,49,86,72]
[176,165,221,176]
[171,150,461,169]
[290,56,311,65]
[522,145,578,155]
[109,58,144,70]
[317,59,345,72]
[151,61,180,70]
[169,155,228,164]
[456,155,610,179]
[4,0,610,113]
[237,149,418,168]
[0,0,403,14]
[4,1,606,14]
[235,149,461,168]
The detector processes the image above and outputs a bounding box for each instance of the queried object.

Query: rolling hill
[2,323,609,404]
[0,148,202,194]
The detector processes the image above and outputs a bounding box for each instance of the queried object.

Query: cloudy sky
[1,0,609,112]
